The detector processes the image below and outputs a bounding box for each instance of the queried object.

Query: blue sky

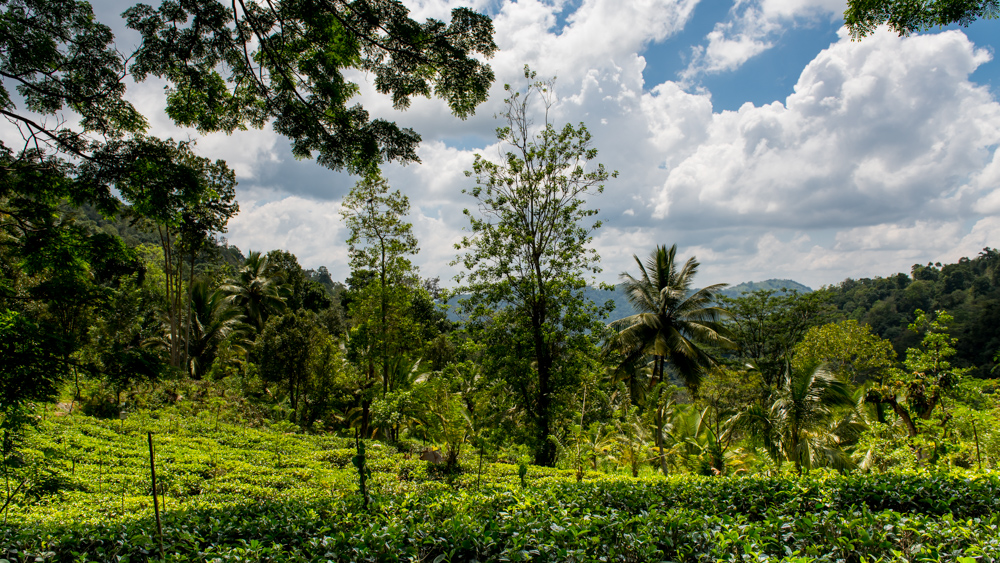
[74,1,1000,289]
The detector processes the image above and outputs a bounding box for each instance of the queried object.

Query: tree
[0,310,65,428]
[107,140,238,371]
[186,278,247,379]
[223,250,288,334]
[794,320,899,424]
[729,364,861,474]
[604,244,733,475]
[720,289,832,394]
[0,0,146,167]
[873,309,970,460]
[341,171,423,438]
[124,0,496,174]
[341,171,419,386]
[266,250,333,313]
[845,0,998,39]
[795,319,886,372]
[251,310,323,422]
[455,68,615,467]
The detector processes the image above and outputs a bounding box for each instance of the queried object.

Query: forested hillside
[822,249,1000,375]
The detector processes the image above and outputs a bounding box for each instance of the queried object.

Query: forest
[3,0,1000,561]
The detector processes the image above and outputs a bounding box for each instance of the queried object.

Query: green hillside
[4,409,999,562]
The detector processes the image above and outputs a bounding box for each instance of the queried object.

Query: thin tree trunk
[158,226,178,368]
[186,248,195,377]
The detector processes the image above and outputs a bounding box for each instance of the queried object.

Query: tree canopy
[125,0,497,173]
[845,0,999,39]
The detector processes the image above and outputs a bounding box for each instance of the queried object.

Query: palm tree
[605,244,733,475]
[222,250,287,334]
[613,409,653,477]
[729,363,861,474]
[607,244,732,391]
[185,279,248,379]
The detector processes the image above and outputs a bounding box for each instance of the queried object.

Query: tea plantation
[2,411,998,562]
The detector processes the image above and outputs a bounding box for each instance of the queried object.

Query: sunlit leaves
[125,0,496,174]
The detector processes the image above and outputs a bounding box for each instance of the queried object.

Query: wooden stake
[148,432,164,559]
[973,419,983,472]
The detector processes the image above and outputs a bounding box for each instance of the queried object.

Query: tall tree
[456,68,615,467]
[103,140,238,371]
[124,0,496,174]
[604,244,733,475]
[606,245,732,392]
[341,171,420,438]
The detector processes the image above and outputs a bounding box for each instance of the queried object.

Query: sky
[84,0,1000,290]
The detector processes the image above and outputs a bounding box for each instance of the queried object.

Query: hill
[718,279,813,299]
[444,280,812,323]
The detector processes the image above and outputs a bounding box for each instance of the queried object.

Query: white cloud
[79,0,1000,292]
[834,221,964,252]
[654,28,1000,233]
[227,197,348,270]
[681,9,776,79]
[682,0,845,80]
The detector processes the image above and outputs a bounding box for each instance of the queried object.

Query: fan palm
[729,363,860,474]
[605,244,733,475]
[222,250,288,334]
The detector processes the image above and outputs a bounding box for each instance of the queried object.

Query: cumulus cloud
[70,0,1000,290]
[227,197,348,271]
[681,0,845,80]
[654,29,1000,231]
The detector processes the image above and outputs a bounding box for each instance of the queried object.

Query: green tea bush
[3,412,999,562]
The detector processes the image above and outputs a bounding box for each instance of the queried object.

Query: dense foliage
[3,411,1000,563]
[822,249,1000,375]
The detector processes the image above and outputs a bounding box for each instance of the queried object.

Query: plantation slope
[2,412,999,562]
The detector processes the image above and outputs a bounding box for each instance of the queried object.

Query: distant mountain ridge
[593,278,812,321]
[719,279,813,299]
[444,279,812,323]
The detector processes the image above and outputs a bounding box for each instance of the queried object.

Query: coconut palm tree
[222,250,288,334]
[185,278,248,379]
[606,244,733,392]
[729,363,861,474]
[605,244,733,475]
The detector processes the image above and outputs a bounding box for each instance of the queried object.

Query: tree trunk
[158,226,180,368]
[360,399,371,439]
[535,350,555,466]
[533,314,555,467]
[653,357,669,477]
[887,397,919,438]
[655,412,668,477]
[186,248,195,377]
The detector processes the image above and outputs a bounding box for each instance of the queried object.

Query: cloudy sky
[92,0,1000,290]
